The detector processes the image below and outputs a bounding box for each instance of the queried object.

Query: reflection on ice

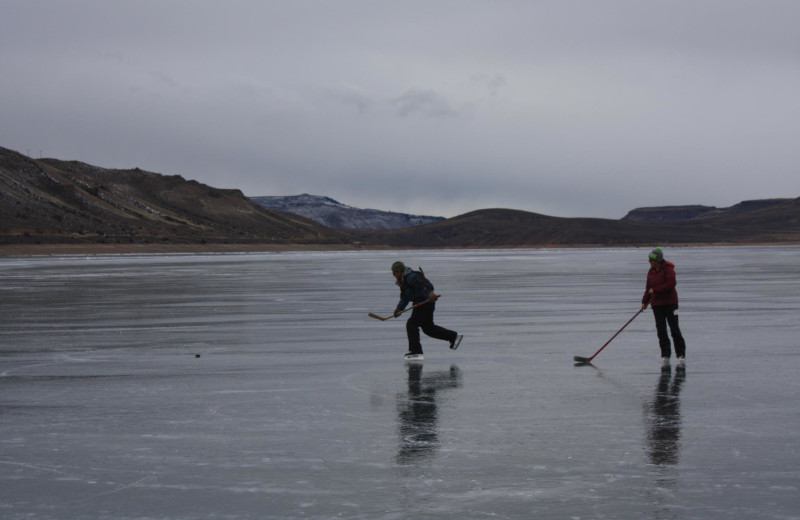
[644,365,685,466]
[396,364,462,465]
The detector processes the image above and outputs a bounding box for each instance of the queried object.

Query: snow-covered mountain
[250,194,445,230]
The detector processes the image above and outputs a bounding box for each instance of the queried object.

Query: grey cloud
[392,90,459,118]
[471,73,507,97]
[1,1,799,219]
[324,84,372,115]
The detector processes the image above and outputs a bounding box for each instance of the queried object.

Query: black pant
[406,302,457,355]
[652,304,686,358]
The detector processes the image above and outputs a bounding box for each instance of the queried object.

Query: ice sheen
[1,246,799,519]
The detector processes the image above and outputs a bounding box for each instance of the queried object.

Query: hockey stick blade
[368,313,392,321]
[573,356,592,364]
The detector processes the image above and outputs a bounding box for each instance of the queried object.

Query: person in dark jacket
[392,261,463,360]
[641,248,687,365]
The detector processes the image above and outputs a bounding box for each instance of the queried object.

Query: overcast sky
[2,1,799,218]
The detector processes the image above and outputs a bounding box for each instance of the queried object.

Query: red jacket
[643,261,679,306]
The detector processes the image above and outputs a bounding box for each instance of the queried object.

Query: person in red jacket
[641,247,687,365]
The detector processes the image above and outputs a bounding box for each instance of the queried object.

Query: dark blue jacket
[395,267,434,311]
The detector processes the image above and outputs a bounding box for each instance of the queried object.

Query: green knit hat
[648,247,664,261]
[391,261,405,272]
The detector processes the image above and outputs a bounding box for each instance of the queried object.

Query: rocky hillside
[623,199,792,222]
[3,147,798,248]
[250,194,445,229]
[349,199,800,248]
[0,147,350,246]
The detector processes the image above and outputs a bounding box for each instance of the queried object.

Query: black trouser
[406,301,457,355]
[652,303,686,358]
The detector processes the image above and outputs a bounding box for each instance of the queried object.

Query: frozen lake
[1,246,799,519]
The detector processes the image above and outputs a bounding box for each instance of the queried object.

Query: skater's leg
[417,302,458,343]
[652,306,672,358]
[406,309,424,355]
[666,305,686,358]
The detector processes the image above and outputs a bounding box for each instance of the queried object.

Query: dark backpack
[405,267,433,291]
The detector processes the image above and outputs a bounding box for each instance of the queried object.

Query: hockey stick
[574,308,644,364]
[368,296,440,321]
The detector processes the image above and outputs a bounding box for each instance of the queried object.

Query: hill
[250,194,445,229]
[2,147,798,249]
[623,199,792,222]
[0,147,350,246]
[349,200,800,248]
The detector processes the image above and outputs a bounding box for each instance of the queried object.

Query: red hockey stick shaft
[574,308,644,363]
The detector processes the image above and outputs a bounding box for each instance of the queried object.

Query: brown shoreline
[0,243,375,257]
[2,241,797,257]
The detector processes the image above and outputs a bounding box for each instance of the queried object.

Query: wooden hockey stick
[368,296,440,321]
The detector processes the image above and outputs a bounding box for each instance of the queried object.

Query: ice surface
[1,247,799,519]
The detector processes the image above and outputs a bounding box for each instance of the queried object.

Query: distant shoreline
[0,243,371,257]
[2,241,798,257]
